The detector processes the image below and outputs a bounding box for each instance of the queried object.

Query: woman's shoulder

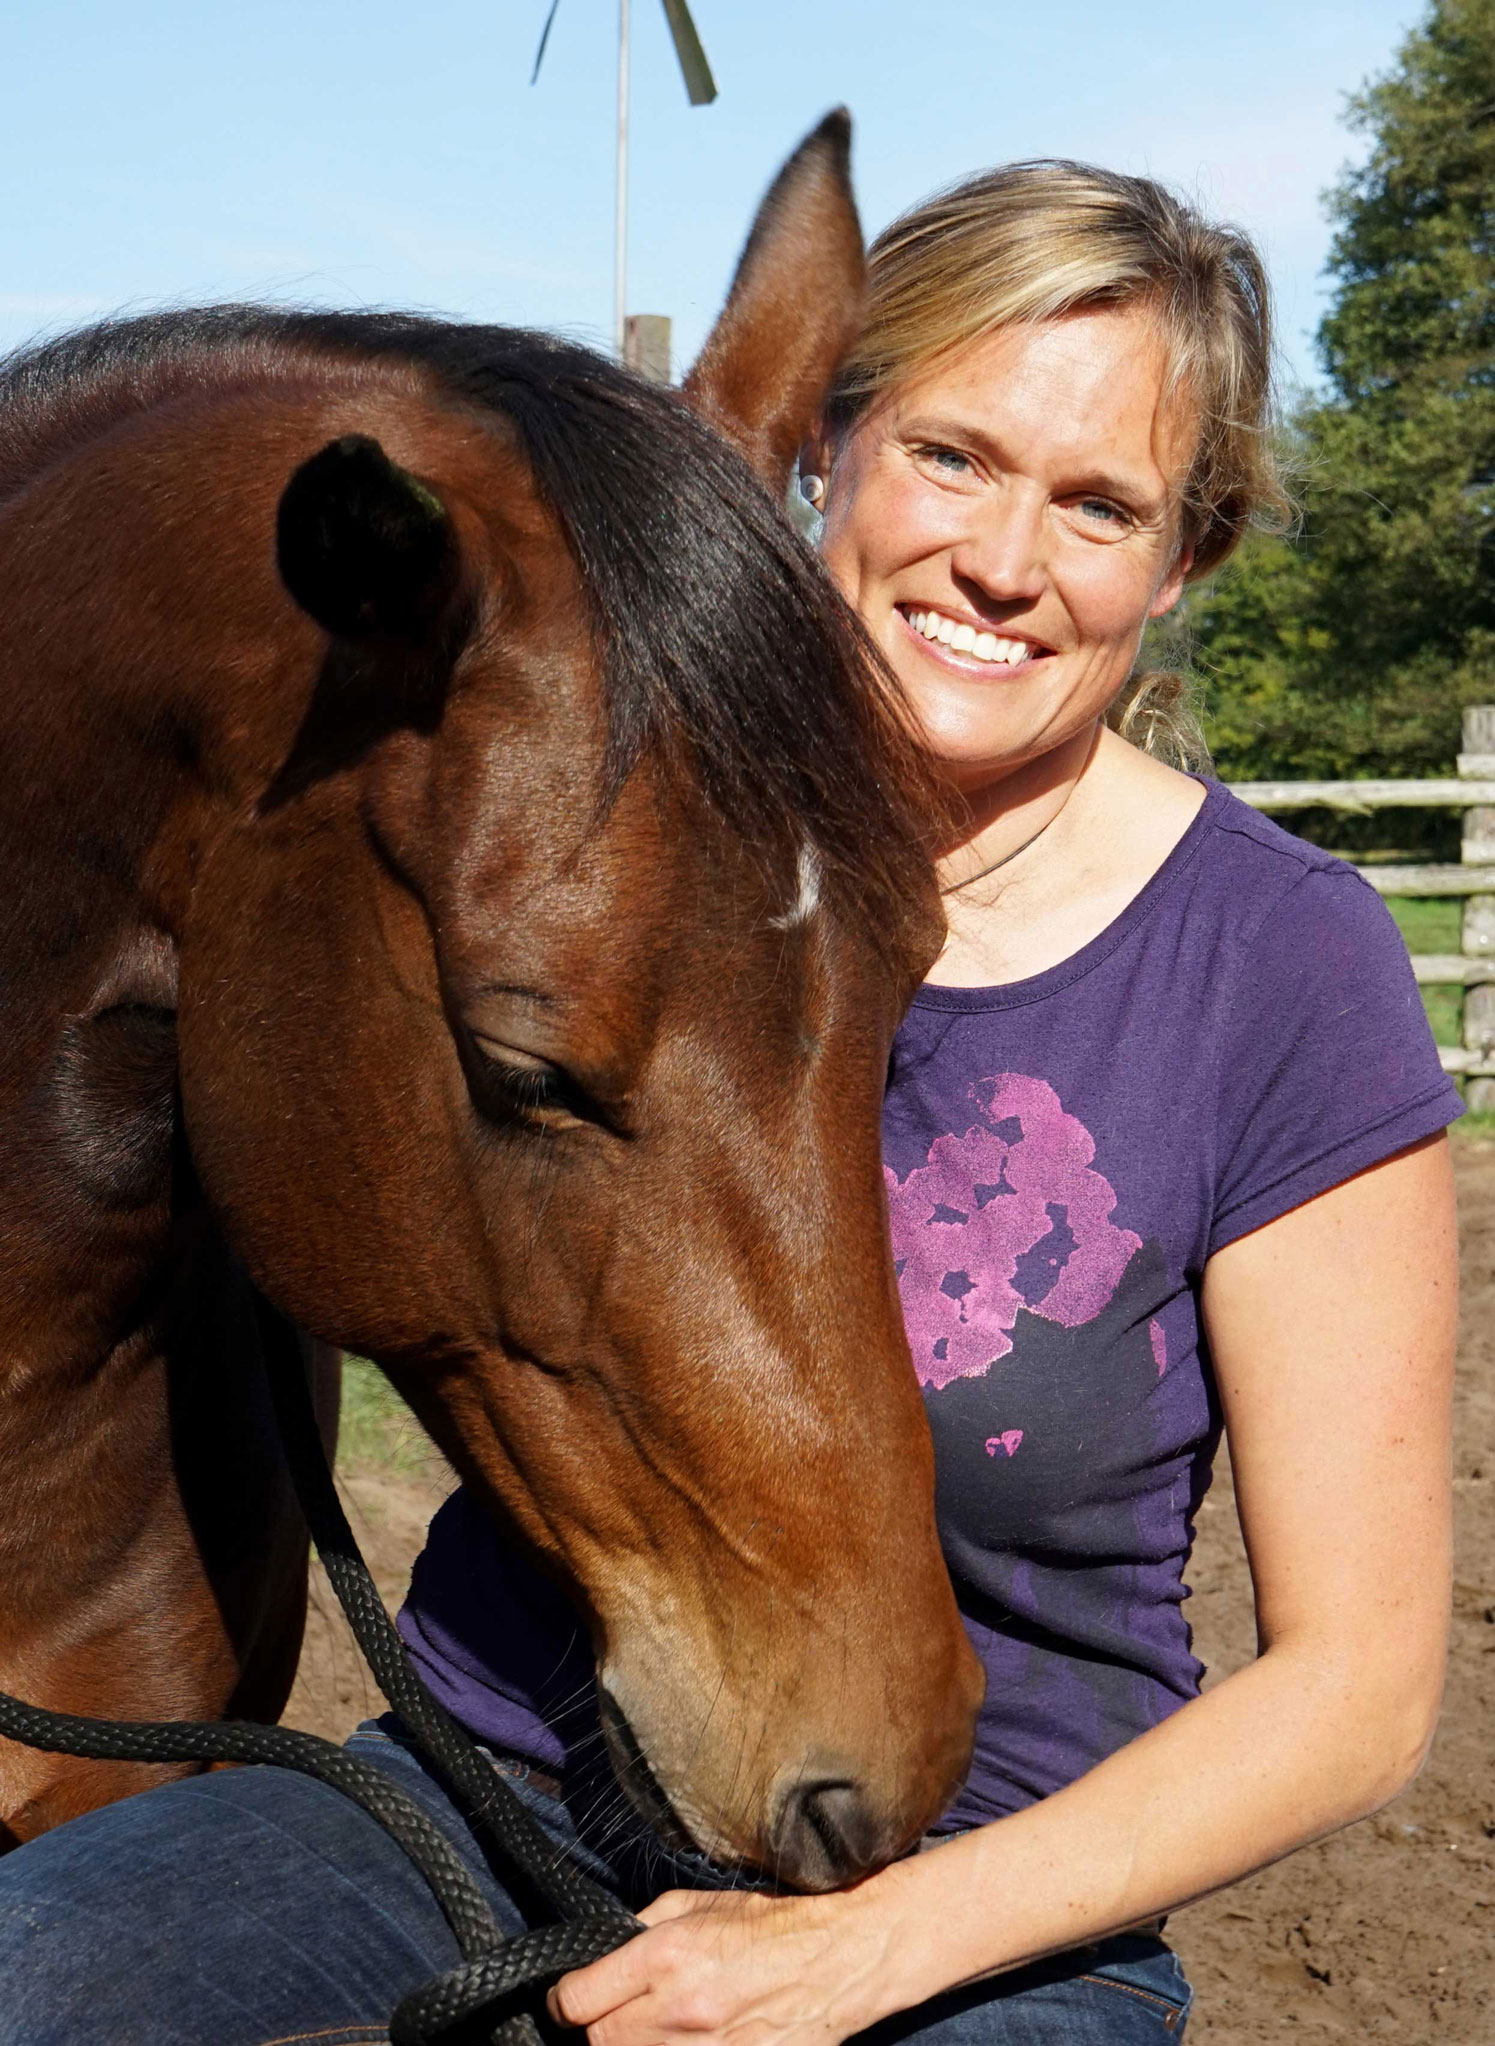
[1089,755,1403,980]
[1178,785,1462,1257]
[1088,740,1373,949]
[1198,778,1356,872]
[1187,779,1397,948]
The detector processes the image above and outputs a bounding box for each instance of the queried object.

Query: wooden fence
[1229,705,1495,1109]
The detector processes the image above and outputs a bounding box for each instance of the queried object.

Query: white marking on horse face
[771,842,823,931]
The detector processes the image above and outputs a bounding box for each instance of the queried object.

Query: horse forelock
[0,306,942,959]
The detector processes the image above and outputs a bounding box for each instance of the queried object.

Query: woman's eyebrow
[896,411,1167,514]
[897,410,1004,459]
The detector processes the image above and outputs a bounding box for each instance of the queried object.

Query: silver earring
[799,473,825,507]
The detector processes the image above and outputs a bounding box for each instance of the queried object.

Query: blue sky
[0,1,1423,391]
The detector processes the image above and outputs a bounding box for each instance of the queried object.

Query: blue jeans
[0,1719,1191,2043]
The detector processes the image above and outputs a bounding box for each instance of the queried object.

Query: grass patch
[1421,983,1465,1047]
[338,1355,431,1474]
[1383,896,1465,1046]
[1383,895,1462,954]
[1455,1109,1495,1141]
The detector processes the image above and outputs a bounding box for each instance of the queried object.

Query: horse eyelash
[471,1046,617,1139]
[462,1046,567,1135]
[487,1062,560,1113]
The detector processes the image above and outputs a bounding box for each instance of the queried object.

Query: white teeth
[906,605,1042,664]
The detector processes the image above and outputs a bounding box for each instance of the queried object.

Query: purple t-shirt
[399,782,1460,1836]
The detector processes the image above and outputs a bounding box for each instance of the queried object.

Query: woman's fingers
[636,1889,703,1927]
[548,1934,656,2027]
[548,1894,774,2034]
[547,1888,887,2046]
[549,1903,739,2028]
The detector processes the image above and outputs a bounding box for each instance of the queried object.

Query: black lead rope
[0,1313,641,2046]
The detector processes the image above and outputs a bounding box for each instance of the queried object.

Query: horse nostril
[771,1778,888,1890]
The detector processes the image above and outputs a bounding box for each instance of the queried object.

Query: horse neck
[0,358,338,1387]
[0,326,334,502]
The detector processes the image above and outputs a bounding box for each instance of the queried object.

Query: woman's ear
[797,422,835,504]
[1149,538,1196,619]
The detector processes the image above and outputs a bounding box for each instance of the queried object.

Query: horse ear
[276,434,466,643]
[684,109,864,493]
[263,436,473,809]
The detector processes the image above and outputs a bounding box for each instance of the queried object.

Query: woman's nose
[950,499,1047,607]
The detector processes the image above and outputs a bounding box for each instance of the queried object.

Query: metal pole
[615,0,630,357]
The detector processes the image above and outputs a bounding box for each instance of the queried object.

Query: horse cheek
[175,816,478,1356]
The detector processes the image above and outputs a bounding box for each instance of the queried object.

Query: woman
[527,163,1459,2039]
[0,165,1458,2043]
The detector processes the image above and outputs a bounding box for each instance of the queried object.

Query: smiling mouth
[897,604,1054,670]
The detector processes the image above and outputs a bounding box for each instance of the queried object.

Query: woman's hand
[547,1883,908,2046]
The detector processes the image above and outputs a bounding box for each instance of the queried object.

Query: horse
[0,113,982,1888]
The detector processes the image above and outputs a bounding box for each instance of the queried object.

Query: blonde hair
[827,161,1293,768]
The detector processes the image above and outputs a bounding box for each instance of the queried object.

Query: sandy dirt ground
[1167,1136,1495,2041]
[284,1457,453,1746]
[285,1139,1495,2040]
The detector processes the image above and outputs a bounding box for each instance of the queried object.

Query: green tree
[1194,0,1495,800]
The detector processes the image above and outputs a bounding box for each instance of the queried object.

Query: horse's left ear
[276,434,467,645]
[684,109,864,493]
[264,436,473,808]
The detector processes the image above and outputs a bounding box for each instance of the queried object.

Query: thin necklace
[940,731,1097,897]
[940,808,1062,896]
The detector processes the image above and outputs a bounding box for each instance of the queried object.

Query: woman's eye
[916,444,976,479]
[1074,497,1131,529]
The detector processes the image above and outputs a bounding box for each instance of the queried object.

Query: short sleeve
[1209,864,1463,1257]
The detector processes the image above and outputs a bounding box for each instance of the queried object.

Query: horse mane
[0,308,941,935]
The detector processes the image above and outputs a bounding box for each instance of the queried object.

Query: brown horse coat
[0,116,981,1884]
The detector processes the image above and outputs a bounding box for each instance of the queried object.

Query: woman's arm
[552,1132,1457,2046]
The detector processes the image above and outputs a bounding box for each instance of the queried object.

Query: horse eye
[464,1035,588,1132]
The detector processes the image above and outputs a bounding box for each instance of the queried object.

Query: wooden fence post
[623,315,671,384]
[1460,706,1495,1109]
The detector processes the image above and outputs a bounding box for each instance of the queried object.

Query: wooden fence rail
[1232,778,1495,811]
[1353,867,1495,897]
[1228,706,1495,1104]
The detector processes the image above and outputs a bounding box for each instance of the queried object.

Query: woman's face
[813,304,1196,793]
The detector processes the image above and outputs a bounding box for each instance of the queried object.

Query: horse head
[8,117,982,1883]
